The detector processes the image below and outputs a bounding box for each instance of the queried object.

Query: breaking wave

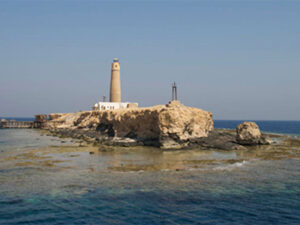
[213,160,248,171]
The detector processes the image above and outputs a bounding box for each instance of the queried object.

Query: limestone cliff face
[158,101,213,148]
[46,101,213,148]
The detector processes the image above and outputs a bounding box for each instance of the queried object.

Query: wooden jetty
[0,115,48,129]
[0,120,34,128]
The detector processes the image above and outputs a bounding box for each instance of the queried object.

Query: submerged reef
[42,101,272,150]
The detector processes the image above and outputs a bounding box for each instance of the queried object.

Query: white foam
[213,160,248,171]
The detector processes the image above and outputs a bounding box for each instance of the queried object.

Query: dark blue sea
[0,120,299,224]
[214,120,300,136]
[1,117,35,122]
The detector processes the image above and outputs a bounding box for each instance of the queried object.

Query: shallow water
[0,129,300,224]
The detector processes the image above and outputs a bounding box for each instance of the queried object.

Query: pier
[0,115,48,129]
[0,120,34,128]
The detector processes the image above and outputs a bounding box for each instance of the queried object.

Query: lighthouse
[110,58,121,102]
[92,58,138,111]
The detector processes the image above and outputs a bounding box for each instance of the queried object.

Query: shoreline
[1,127,300,174]
[42,127,290,151]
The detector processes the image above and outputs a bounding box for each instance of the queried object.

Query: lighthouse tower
[110,58,121,102]
[92,58,138,111]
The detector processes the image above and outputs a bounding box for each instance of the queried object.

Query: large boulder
[236,122,264,145]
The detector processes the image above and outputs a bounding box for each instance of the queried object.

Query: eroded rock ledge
[43,101,272,150]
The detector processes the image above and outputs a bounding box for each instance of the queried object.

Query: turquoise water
[0,127,300,224]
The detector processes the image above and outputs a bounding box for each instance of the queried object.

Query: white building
[93,102,138,111]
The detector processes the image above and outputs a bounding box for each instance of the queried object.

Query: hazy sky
[0,0,299,120]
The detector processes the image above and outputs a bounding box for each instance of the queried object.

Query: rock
[35,114,48,122]
[259,136,273,145]
[49,113,64,120]
[160,137,187,149]
[236,122,262,145]
[158,101,213,148]
[190,129,247,150]
[44,101,213,149]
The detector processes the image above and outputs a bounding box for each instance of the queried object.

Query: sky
[0,0,299,120]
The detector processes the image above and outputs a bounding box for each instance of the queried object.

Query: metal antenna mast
[172,82,177,101]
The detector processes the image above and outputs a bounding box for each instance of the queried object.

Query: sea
[0,119,299,225]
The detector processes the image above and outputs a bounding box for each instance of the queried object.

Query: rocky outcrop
[45,101,214,149]
[190,130,247,150]
[35,114,48,123]
[236,122,272,145]
[158,101,214,149]
[44,104,274,150]
[49,113,64,120]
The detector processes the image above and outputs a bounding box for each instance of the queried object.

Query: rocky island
[41,101,273,150]
[33,58,275,150]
